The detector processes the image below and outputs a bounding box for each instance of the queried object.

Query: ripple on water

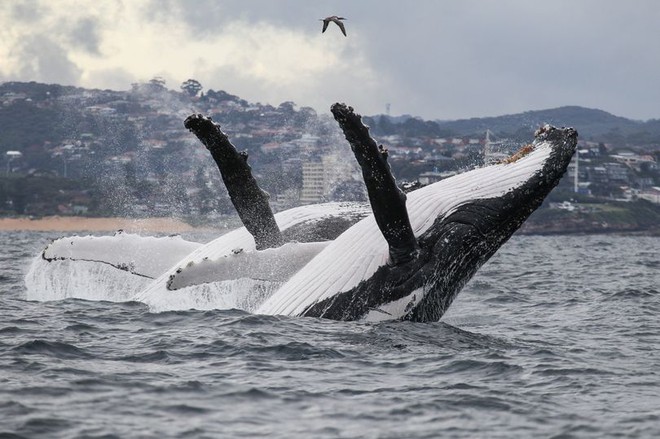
[606,288,657,300]
[249,341,346,361]
[0,400,34,417]
[11,340,91,360]
[1,233,660,438]
[15,417,73,438]
[439,359,524,377]
[0,326,23,335]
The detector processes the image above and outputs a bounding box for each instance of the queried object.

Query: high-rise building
[300,161,326,204]
[299,154,359,205]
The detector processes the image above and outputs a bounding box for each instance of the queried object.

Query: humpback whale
[27,104,577,323]
[256,117,578,322]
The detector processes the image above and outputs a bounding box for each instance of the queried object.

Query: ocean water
[1,231,659,438]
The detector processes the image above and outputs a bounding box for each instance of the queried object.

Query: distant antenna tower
[484,129,493,163]
[574,148,579,193]
[385,103,391,116]
[484,130,506,164]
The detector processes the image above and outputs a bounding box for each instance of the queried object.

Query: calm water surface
[1,231,659,438]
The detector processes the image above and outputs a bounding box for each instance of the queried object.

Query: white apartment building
[300,154,358,204]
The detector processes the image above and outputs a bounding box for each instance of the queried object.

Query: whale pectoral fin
[331,103,418,265]
[41,233,202,279]
[166,241,330,290]
[184,114,283,250]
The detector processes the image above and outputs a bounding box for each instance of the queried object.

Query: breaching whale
[26,104,577,323]
[254,108,578,322]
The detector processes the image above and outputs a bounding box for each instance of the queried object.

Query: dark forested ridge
[365,106,660,144]
[1,81,659,233]
[441,106,653,138]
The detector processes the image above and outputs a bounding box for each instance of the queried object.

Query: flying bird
[320,16,347,37]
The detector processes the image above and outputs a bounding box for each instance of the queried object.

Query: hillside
[366,106,660,147]
[1,81,659,234]
[437,106,650,139]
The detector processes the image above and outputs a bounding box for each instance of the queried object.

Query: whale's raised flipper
[331,103,418,265]
[184,114,283,250]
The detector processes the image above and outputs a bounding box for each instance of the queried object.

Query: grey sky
[1,0,658,120]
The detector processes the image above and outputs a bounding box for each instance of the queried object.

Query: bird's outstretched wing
[321,19,329,33]
[335,20,347,36]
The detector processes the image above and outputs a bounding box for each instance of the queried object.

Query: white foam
[143,278,281,313]
[25,257,151,302]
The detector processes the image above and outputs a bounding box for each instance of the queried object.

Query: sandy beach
[0,216,202,233]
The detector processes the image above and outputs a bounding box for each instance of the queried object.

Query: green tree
[149,76,166,88]
[181,79,203,97]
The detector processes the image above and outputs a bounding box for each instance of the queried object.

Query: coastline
[1,214,657,236]
[0,216,204,233]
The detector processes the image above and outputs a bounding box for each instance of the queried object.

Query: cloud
[14,35,83,85]
[1,0,659,120]
[7,0,46,23]
[173,20,388,112]
[67,17,103,55]
[0,1,106,85]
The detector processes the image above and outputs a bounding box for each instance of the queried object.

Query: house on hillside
[638,187,660,204]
